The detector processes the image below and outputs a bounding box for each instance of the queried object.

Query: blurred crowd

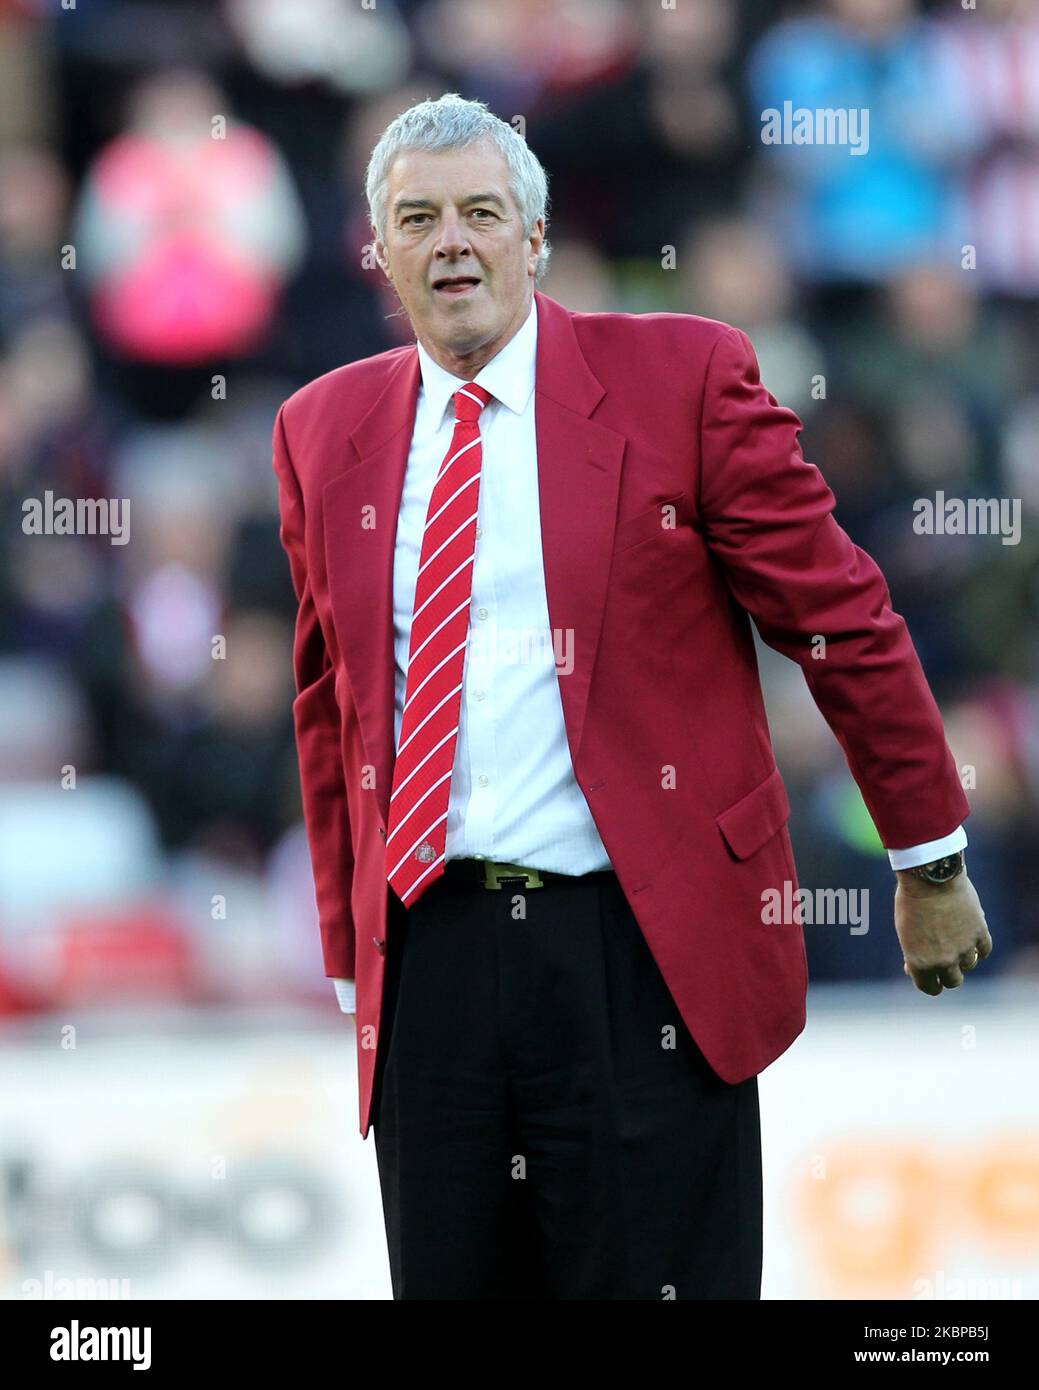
[0,0,1036,1016]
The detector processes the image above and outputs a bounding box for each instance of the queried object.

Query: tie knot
[453,382,493,424]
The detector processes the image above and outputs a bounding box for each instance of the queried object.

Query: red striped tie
[385,381,493,906]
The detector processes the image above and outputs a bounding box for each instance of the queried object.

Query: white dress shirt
[330,297,966,1013]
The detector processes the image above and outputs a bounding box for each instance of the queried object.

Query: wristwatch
[908,850,965,885]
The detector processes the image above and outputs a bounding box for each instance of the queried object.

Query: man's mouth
[433,276,481,297]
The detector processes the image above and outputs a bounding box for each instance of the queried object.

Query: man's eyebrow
[393,192,507,216]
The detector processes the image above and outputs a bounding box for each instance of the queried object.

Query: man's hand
[894,869,993,995]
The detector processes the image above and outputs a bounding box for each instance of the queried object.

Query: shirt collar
[415,293,537,427]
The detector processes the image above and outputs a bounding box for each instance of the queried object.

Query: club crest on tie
[415,841,437,863]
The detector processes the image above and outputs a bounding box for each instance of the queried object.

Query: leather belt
[441,857,615,891]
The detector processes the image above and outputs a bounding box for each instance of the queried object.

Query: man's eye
[402,209,495,226]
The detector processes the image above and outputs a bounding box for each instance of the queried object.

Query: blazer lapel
[531,290,627,767]
[323,348,419,829]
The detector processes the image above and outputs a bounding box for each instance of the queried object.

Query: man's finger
[938,964,965,989]
[976,930,994,960]
[960,948,980,971]
[907,965,943,996]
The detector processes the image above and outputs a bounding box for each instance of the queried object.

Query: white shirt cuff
[331,978,356,1013]
[887,825,968,871]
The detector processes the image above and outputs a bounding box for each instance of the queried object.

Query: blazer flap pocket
[614,492,686,552]
[715,765,791,861]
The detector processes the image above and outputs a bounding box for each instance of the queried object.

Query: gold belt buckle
[482,860,544,890]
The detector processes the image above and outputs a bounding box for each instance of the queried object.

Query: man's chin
[433,315,491,354]
[432,293,483,317]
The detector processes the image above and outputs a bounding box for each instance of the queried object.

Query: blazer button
[372,937,385,955]
[378,827,386,838]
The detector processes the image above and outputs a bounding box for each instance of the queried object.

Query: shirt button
[478,775,489,787]
[475,526,483,538]
[477,607,488,620]
[474,689,485,701]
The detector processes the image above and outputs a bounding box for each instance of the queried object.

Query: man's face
[373,139,544,377]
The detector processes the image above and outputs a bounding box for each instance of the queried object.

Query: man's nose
[434,212,470,258]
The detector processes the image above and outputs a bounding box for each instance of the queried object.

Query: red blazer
[272,288,970,1138]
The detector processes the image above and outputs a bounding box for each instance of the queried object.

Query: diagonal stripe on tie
[385,381,494,906]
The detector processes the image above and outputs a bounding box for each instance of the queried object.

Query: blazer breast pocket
[613,492,687,553]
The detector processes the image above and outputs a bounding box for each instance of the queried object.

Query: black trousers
[372,862,762,1300]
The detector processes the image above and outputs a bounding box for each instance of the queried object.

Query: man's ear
[527,216,546,274]
[372,235,391,279]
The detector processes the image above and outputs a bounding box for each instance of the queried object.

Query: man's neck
[420,292,533,379]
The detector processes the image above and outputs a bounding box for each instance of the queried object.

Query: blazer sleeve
[697,324,970,852]
[272,404,357,979]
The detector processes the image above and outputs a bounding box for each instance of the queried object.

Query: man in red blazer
[272,94,991,1299]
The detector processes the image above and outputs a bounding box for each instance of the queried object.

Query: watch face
[919,853,964,883]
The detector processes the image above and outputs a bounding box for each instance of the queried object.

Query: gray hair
[365,92,551,282]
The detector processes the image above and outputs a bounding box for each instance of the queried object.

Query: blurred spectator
[679,214,828,417]
[224,0,412,95]
[0,147,72,339]
[747,0,968,283]
[71,68,306,365]
[930,0,1039,296]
